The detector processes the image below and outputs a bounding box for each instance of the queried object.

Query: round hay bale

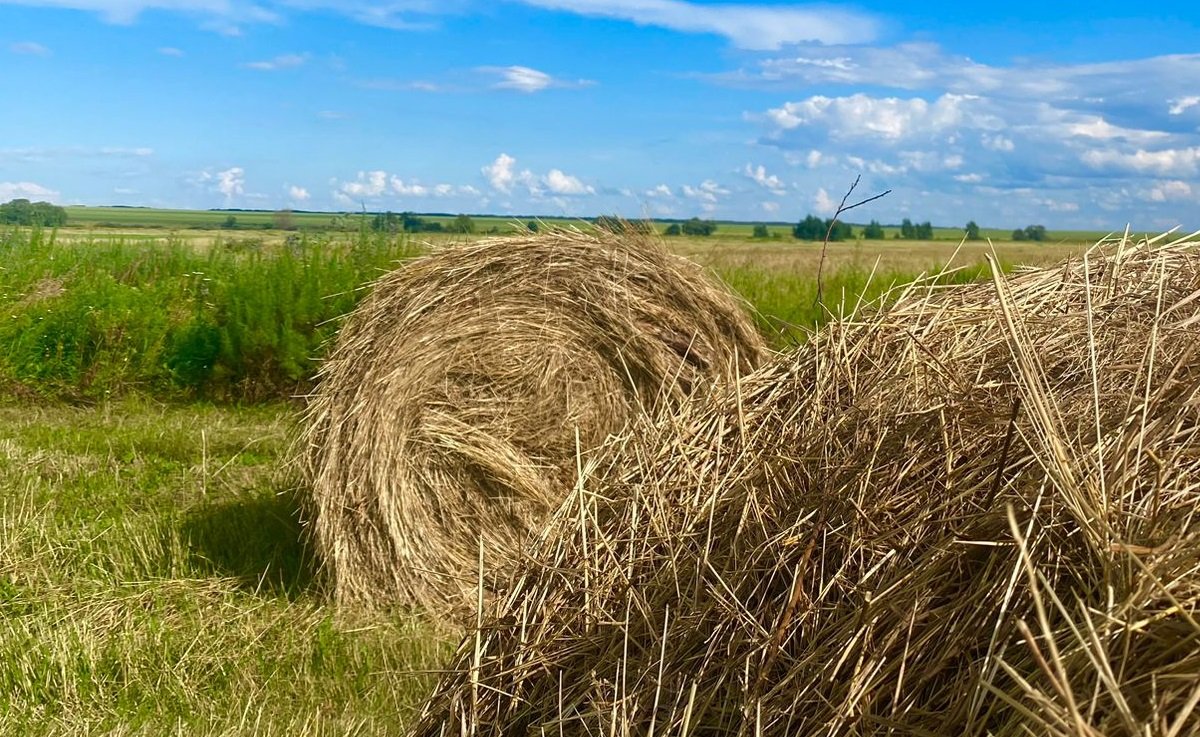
[412,234,1200,736]
[300,226,767,615]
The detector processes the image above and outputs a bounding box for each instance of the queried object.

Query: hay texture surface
[412,234,1200,736]
[300,227,765,615]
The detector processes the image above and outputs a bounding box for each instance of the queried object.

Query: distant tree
[526,220,540,232]
[916,221,934,239]
[273,208,297,231]
[448,214,476,234]
[793,215,826,240]
[1011,228,1027,241]
[220,215,238,230]
[0,198,67,227]
[899,218,916,240]
[1022,224,1047,242]
[680,217,718,236]
[663,223,682,236]
[400,212,425,233]
[862,220,886,239]
[752,224,770,239]
[965,220,981,240]
[793,214,851,242]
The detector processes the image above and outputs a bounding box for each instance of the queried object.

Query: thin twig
[815,176,892,307]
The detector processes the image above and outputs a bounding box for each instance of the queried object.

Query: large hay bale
[412,234,1200,736]
[300,227,766,615]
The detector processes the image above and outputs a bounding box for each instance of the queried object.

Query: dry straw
[412,232,1200,736]
[299,226,766,616]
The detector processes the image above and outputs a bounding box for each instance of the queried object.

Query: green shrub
[0,228,416,401]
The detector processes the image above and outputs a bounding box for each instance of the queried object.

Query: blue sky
[1,0,1198,229]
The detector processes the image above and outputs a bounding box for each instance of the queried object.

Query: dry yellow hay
[411,232,1200,736]
[299,226,766,615]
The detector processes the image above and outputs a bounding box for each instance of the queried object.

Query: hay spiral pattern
[300,227,766,615]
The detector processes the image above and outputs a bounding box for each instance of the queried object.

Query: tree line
[0,199,68,227]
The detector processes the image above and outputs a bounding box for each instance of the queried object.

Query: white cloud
[339,170,389,198]
[645,184,673,198]
[390,176,428,196]
[214,167,245,199]
[0,181,58,201]
[481,154,590,197]
[287,185,311,202]
[805,149,824,168]
[681,179,729,203]
[483,153,518,193]
[515,0,880,49]
[1146,180,1192,202]
[761,201,780,214]
[982,133,1015,152]
[543,168,594,195]
[332,170,476,203]
[157,46,184,57]
[813,187,836,215]
[953,173,984,183]
[9,41,50,56]
[737,42,1200,107]
[742,163,786,195]
[762,93,992,143]
[1082,146,1200,177]
[1169,96,1200,115]
[243,53,309,71]
[481,65,592,93]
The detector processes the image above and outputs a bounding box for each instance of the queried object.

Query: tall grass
[0,227,1008,400]
[716,258,1008,342]
[0,228,416,401]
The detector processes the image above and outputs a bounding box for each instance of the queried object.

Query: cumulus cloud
[157,46,184,57]
[761,93,993,143]
[742,163,786,195]
[481,65,592,93]
[1169,96,1200,115]
[543,169,594,195]
[482,154,592,197]
[287,185,310,202]
[1082,146,1200,177]
[0,181,58,200]
[1146,180,1192,202]
[483,154,519,193]
[681,180,729,204]
[243,53,309,71]
[514,0,880,49]
[645,184,673,198]
[812,187,836,215]
[332,169,475,203]
[214,167,245,199]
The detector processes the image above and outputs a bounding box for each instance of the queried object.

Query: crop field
[0,216,1168,734]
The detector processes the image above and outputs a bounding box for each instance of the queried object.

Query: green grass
[0,400,452,735]
[0,227,416,401]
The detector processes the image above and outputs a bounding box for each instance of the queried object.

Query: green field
[0,216,1143,733]
[62,205,1124,244]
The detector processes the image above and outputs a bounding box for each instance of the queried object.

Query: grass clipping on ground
[299,226,767,616]
[411,232,1200,736]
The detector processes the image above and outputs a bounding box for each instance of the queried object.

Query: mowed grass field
[0,215,1133,733]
